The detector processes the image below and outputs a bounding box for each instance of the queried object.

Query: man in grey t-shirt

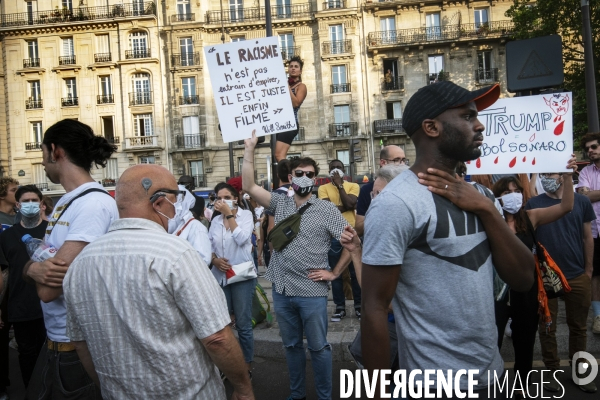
[361,81,535,398]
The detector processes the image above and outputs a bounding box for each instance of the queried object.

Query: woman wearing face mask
[208,182,256,376]
[491,156,577,393]
[171,186,212,266]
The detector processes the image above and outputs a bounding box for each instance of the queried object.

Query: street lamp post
[219,0,235,178]
[581,0,599,132]
[265,0,279,189]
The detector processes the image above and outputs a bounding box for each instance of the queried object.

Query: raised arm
[242,130,272,208]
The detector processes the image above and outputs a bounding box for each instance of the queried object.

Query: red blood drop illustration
[466,160,471,164]
[476,158,481,168]
[509,157,517,168]
[554,121,565,135]
[529,133,536,142]
[523,156,526,162]
[494,157,499,164]
[532,158,536,165]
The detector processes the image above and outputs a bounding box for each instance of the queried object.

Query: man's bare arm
[242,130,272,208]
[577,187,600,203]
[73,341,101,388]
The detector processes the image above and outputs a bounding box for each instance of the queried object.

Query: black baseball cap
[402,81,500,137]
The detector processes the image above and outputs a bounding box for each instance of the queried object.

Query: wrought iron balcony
[193,175,206,188]
[367,20,514,47]
[329,122,358,138]
[125,135,158,149]
[25,99,42,109]
[97,94,114,104]
[427,72,450,85]
[25,142,42,150]
[61,97,79,107]
[175,134,206,149]
[475,68,499,84]
[374,119,404,135]
[205,3,311,24]
[125,49,150,59]
[293,127,305,142]
[322,40,352,55]
[105,136,120,144]
[23,58,40,68]
[323,0,346,10]
[94,53,111,62]
[171,53,200,67]
[382,75,404,91]
[35,183,48,190]
[280,46,301,62]
[59,55,76,65]
[180,95,199,105]
[102,178,117,187]
[171,13,195,22]
[0,2,157,28]
[129,91,153,105]
[331,83,351,93]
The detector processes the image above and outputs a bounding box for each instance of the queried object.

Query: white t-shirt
[42,182,119,342]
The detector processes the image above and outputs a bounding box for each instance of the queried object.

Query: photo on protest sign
[204,37,297,143]
[466,92,572,175]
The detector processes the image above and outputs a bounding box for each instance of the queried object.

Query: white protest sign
[467,92,573,175]
[204,37,297,143]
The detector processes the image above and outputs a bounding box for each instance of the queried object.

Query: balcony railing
[427,72,450,85]
[171,53,200,67]
[97,94,114,104]
[205,3,311,24]
[367,20,514,47]
[180,95,199,105]
[106,136,120,145]
[25,99,42,109]
[322,39,352,55]
[329,122,358,137]
[59,55,76,65]
[323,0,346,9]
[102,179,117,187]
[374,119,404,134]
[125,49,150,59]
[0,2,157,28]
[331,83,351,93]
[175,134,206,149]
[475,68,499,84]
[35,183,48,190]
[129,91,153,105]
[61,97,79,107]
[171,13,195,22]
[293,127,305,141]
[94,53,111,62]
[23,58,40,68]
[382,75,404,91]
[25,142,42,150]
[193,174,206,188]
[281,46,301,62]
[125,135,158,148]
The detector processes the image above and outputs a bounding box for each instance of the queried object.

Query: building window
[98,76,113,103]
[181,77,196,103]
[231,36,245,42]
[329,24,344,54]
[134,114,154,137]
[428,55,444,84]
[31,121,43,143]
[237,157,244,174]
[275,0,292,18]
[476,51,496,83]
[386,102,402,119]
[331,65,348,93]
[139,156,155,164]
[379,16,396,44]
[287,153,301,160]
[64,78,77,99]
[62,37,74,56]
[29,80,41,100]
[95,34,110,62]
[230,0,243,21]
[102,116,116,143]
[334,105,350,124]
[190,160,204,187]
[62,0,73,11]
[182,116,200,148]
[279,33,294,59]
[177,0,191,15]
[129,31,148,57]
[27,40,38,60]
[33,164,47,187]
[104,159,118,180]
[474,8,489,28]
[179,37,194,66]
[132,73,151,104]
[425,13,441,40]
[336,150,351,176]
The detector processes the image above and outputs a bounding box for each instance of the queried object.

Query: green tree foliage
[506,0,600,144]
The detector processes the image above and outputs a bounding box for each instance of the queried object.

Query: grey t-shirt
[363,171,503,390]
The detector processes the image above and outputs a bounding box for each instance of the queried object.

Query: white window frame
[230,0,244,21]
[62,37,74,56]
[139,156,156,164]
[29,80,41,100]
[104,158,118,180]
[96,34,110,55]
[64,78,77,98]
[379,17,396,44]
[181,77,196,99]
[474,8,489,28]
[129,31,148,55]
[177,0,191,15]
[31,121,43,143]
[332,65,347,85]
[133,114,154,137]
[99,76,112,96]
[425,13,441,40]
[27,40,38,59]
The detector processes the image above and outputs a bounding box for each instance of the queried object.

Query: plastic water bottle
[21,234,58,262]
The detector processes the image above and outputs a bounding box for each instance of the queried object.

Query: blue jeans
[273,288,332,400]
[328,238,362,311]
[222,278,256,364]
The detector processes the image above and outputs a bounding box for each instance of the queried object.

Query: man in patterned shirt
[242,131,353,400]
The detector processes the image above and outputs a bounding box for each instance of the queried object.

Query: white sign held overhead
[467,92,573,175]
[204,37,297,143]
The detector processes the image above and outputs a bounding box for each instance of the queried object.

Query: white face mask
[156,198,183,234]
[499,192,523,215]
[223,199,237,209]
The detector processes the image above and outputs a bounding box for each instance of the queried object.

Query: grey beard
[21,213,41,228]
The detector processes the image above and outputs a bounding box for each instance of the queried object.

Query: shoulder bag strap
[297,202,312,216]
[51,188,112,229]
[175,218,195,237]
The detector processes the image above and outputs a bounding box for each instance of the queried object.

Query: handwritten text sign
[467,92,572,175]
[204,37,297,143]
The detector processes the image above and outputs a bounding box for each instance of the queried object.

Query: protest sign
[204,37,297,143]
[467,92,572,175]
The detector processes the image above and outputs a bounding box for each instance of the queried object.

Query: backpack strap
[50,188,113,232]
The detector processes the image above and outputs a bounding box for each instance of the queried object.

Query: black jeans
[0,291,9,389]
[12,318,47,387]
[27,343,100,400]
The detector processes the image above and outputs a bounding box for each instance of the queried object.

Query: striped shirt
[63,218,230,400]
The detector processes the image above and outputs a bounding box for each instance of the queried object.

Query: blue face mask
[20,202,40,217]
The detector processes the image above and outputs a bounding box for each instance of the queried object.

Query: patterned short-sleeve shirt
[266,193,347,297]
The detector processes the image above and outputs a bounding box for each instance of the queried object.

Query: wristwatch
[226,214,235,219]
[338,184,344,190]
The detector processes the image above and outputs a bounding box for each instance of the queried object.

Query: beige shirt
[64,218,230,400]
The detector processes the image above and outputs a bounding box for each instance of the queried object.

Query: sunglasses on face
[294,170,316,179]
[150,189,186,203]
[585,144,599,152]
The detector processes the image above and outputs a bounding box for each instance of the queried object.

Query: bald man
[355,145,406,236]
[62,165,254,400]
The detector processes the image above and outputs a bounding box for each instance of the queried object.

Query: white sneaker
[593,315,600,334]
[504,318,512,338]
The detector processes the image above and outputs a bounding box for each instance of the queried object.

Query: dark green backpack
[267,203,311,252]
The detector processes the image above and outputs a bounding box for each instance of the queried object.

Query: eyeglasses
[585,144,599,152]
[294,170,316,179]
[383,158,408,166]
[150,189,186,203]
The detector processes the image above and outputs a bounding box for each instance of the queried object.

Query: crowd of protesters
[0,79,598,400]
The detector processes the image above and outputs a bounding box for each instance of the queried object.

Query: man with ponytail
[23,119,119,399]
